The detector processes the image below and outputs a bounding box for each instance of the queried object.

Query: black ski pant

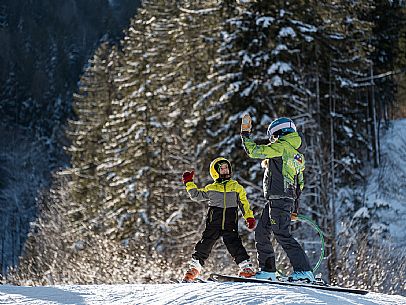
[255,199,311,272]
[192,207,250,266]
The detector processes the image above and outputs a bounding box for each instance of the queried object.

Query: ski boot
[254,270,277,281]
[314,273,327,285]
[289,271,316,283]
[238,259,255,278]
[183,258,202,283]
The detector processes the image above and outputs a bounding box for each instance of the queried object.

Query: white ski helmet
[267,117,296,141]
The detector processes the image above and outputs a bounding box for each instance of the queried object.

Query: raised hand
[241,113,252,135]
[182,170,195,184]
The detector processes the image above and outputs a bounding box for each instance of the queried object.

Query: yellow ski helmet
[209,157,232,181]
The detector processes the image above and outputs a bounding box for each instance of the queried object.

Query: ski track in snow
[1,282,405,305]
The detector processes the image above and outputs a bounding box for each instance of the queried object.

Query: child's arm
[235,183,254,219]
[241,135,283,159]
[240,113,283,159]
[185,182,209,201]
[182,170,209,201]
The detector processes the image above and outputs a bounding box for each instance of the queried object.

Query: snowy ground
[1,282,405,305]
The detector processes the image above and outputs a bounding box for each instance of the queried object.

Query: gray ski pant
[255,199,311,272]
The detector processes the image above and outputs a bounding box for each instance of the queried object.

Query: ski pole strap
[297,214,325,273]
[276,214,325,276]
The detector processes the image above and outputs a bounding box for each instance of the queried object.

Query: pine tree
[98,15,151,242]
[66,42,117,235]
[369,1,406,119]
[155,0,233,266]
[101,0,187,254]
[313,0,374,282]
[205,0,326,206]
[202,0,376,281]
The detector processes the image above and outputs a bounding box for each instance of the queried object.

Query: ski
[169,277,207,284]
[209,273,369,295]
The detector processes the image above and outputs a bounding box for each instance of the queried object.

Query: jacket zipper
[210,209,213,223]
[222,182,227,230]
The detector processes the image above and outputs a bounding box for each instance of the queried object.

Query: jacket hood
[280,131,306,153]
[209,157,232,181]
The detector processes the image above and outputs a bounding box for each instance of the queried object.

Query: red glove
[246,217,256,230]
[182,171,194,184]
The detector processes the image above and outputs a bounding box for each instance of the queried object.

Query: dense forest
[1,0,405,295]
[0,0,140,274]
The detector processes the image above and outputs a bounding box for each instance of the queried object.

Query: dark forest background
[0,0,140,272]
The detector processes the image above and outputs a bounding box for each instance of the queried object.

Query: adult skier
[181,157,256,282]
[240,114,315,282]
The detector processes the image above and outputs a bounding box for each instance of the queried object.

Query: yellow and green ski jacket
[241,132,306,201]
[185,179,254,228]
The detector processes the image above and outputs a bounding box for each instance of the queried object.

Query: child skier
[182,157,256,282]
[240,114,315,282]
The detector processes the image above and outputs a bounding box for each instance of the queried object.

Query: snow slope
[363,119,406,243]
[337,119,406,249]
[1,282,405,305]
